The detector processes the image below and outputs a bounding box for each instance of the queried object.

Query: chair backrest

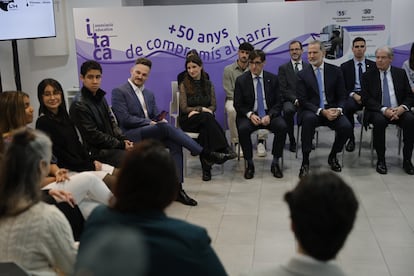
[0,262,30,276]
[169,81,180,127]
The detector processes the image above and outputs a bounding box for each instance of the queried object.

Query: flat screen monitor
[319,33,330,42]
[0,0,56,41]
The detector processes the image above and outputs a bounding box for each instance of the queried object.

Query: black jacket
[69,87,127,158]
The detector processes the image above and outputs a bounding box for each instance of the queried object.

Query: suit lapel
[128,83,145,114]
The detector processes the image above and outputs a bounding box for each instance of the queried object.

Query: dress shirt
[312,64,326,114]
[246,72,268,119]
[128,79,148,118]
[352,58,366,93]
[291,60,303,72]
[379,68,397,113]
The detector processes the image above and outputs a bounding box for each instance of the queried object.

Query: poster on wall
[73,2,320,123]
[319,0,391,65]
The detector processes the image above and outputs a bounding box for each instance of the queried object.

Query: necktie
[358,62,363,87]
[256,76,266,117]
[316,67,324,109]
[294,62,299,73]
[382,71,391,107]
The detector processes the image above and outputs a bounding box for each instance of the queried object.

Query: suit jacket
[340,58,376,93]
[248,255,346,276]
[111,82,159,133]
[234,70,283,119]
[297,62,347,119]
[361,66,414,113]
[278,61,311,103]
[76,205,227,276]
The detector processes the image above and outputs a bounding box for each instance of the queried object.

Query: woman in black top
[179,55,236,181]
[36,78,118,189]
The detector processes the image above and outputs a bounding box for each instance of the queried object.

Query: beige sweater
[0,202,77,275]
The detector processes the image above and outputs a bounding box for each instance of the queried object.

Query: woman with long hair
[0,91,112,227]
[179,55,236,181]
[36,78,118,189]
[0,128,76,275]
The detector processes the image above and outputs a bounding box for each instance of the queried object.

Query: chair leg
[397,127,402,156]
[358,123,364,157]
[184,148,188,177]
[237,142,241,161]
[295,125,300,159]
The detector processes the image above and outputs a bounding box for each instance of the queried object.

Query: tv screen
[0,0,56,41]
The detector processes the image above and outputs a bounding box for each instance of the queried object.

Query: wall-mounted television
[0,0,56,41]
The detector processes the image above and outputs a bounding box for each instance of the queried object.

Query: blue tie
[256,76,265,117]
[316,67,324,109]
[382,71,391,107]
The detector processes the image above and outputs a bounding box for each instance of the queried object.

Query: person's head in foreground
[110,139,180,212]
[285,171,359,261]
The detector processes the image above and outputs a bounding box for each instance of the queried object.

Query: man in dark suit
[341,37,376,152]
[278,40,311,152]
[234,49,287,179]
[112,58,231,206]
[361,46,414,175]
[297,40,352,178]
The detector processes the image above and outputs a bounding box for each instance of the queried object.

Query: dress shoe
[403,160,414,175]
[345,139,355,152]
[376,160,387,174]
[271,163,283,178]
[202,151,227,166]
[176,189,198,206]
[328,155,342,172]
[202,169,212,181]
[244,165,255,179]
[298,163,309,178]
[289,141,297,153]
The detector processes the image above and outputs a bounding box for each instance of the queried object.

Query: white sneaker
[257,142,267,157]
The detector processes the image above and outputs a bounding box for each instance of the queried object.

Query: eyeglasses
[43,90,61,97]
[289,48,302,51]
[353,45,365,48]
[249,61,263,66]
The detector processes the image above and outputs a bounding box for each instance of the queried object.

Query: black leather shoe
[244,165,255,179]
[328,155,342,172]
[176,189,198,206]
[376,160,387,174]
[271,163,283,178]
[298,163,309,178]
[346,139,355,152]
[202,151,225,166]
[289,141,297,153]
[403,160,414,175]
[202,169,212,181]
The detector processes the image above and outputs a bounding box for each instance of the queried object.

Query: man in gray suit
[249,171,358,276]
[278,40,311,152]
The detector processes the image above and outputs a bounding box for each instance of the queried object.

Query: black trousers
[236,115,287,161]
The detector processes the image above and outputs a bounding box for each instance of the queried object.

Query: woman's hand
[94,160,102,171]
[55,168,70,183]
[48,189,76,208]
[188,110,200,118]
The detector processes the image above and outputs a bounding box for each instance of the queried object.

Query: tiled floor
[165,125,414,276]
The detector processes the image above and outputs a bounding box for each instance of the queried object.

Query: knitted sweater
[0,202,77,275]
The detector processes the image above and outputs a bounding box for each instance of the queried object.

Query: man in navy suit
[234,49,287,179]
[278,40,311,152]
[361,46,414,175]
[341,37,376,152]
[111,58,231,206]
[297,40,352,178]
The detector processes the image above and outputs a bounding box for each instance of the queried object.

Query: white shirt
[128,79,148,118]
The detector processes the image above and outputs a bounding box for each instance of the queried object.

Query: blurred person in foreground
[76,139,227,276]
[249,171,358,276]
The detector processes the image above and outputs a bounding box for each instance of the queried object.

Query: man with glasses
[278,41,311,152]
[234,49,287,179]
[297,40,352,178]
[361,46,414,175]
[341,37,376,152]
